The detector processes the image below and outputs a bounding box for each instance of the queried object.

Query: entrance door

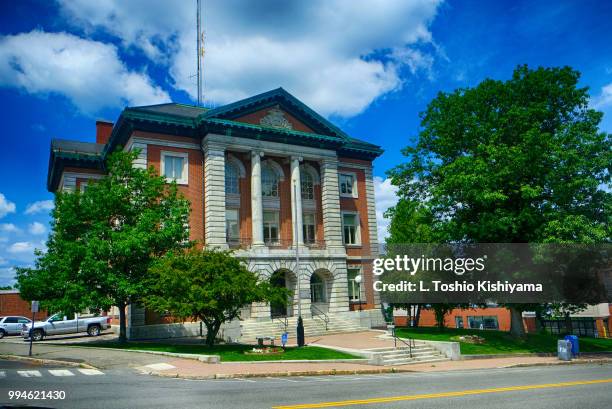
[270,271,288,318]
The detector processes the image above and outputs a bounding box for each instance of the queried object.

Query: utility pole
[294,183,305,347]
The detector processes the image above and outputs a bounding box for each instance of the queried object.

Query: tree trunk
[535,309,544,333]
[118,302,127,343]
[204,321,221,347]
[434,307,446,330]
[509,306,526,338]
[564,312,573,335]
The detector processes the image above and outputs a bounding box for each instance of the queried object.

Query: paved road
[0,360,610,408]
[0,337,176,370]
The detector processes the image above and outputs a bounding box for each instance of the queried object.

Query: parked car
[0,316,32,338]
[21,313,111,341]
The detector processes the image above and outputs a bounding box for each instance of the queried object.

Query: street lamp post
[293,183,305,347]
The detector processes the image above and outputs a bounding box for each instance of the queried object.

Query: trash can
[564,335,579,357]
[557,339,573,361]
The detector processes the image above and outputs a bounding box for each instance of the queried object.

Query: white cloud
[24,200,54,215]
[593,83,612,109]
[0,30,170,114]
[58,0,442,117]
[0,223,21,234]
[0,193,16,218]
[374,177,399,242]
[28,222,46,235]
[7,242,35,253]
[0,257,7,266]
[0,267,17,287]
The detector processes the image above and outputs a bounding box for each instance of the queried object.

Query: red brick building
[47,88,385,339]
[0,290,47,319]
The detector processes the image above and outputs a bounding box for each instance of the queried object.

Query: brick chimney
[96,120,113,145]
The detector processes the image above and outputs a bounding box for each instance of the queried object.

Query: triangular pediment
[202,88,348,140]
[233,105,314,133]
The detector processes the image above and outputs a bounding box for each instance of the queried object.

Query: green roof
[49,88,383,191]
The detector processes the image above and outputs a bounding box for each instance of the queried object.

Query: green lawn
[395,327,612,355]
[73,342,360,362]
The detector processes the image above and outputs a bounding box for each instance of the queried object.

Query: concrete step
[382,357,449,366]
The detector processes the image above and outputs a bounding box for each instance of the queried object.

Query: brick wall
[394,307,514,331]
[0,291,47,318]
[146,144,204,242]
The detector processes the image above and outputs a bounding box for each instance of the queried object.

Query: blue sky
[1,0,611,286]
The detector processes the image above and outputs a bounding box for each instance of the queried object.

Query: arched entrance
[270,269,296,318]
[310,269,333,314]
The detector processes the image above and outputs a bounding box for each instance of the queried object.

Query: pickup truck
[22,313,111,341]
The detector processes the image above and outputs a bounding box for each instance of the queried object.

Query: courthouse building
[47,88,385,339]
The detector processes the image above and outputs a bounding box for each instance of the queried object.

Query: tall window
[225,163,240,194]
[339,173,355,197]
[347,268,361,301]
[301,172,314,200]
[342,213,359,245]
[303,213,316,244]
[310,273,325,303]
[226,209,239,242]
[162,152,187,184]
[262,166,279,197]
[263,211,279,244]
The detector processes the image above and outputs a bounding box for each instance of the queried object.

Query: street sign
[31,301,39,313]
[281,332,288,348]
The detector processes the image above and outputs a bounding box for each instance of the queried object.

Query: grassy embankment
[75,342,360,362]
[395,327,612,355]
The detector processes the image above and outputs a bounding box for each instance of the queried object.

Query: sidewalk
[142,355,611,379]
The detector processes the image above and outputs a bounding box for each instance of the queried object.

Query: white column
[290,156,304,246]
[320,157,344,250]
[364,165,381,308]
[251,151,265,247]
[203,144,227,248]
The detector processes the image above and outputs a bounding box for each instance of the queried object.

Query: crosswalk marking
[77,368,104,376]
[18,370,42,377]
[49,369,74,377]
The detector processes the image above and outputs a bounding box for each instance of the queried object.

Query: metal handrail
[273,316,289,333]
[310,304,329,331]
[392,328,415,358]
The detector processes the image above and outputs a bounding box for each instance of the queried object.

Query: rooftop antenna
[196,0,204,106]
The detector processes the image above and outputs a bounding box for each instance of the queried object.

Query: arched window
[310,273,326,303]
[301,172,314,200]
[262,165,279,197]
[225,163,240,194]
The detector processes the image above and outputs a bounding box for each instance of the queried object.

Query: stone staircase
[239,315,366,341]
[367,343,450,366]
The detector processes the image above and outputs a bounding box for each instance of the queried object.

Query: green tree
[17,149,191,342]
[145,248,288,347]
[388,65,611,337]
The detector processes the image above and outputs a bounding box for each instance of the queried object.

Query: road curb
[463,352,612,360]
[501,358,612,369]
[140,367,413,380]
[0,354,98,370]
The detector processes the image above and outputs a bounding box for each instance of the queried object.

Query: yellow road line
[272,378,612,409]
